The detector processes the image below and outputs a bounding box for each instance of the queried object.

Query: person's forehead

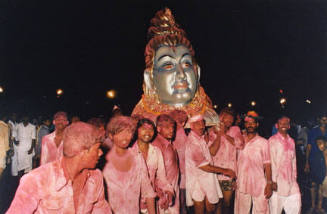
[245,118,256,123]
[192,120,205,125]
[55,115,67,120]
[117,128,133,135]
[158,121,174,127]
[140,123,154,129]
[278,118,290,123]
[222,113,234,119]
[317,139,325,144]
[155,45,190,60]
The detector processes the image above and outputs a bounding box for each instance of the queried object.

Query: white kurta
[0,121,9,169]
[12,123,36,175]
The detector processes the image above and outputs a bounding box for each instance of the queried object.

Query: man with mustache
[185,114,235,214]
[269,116,301,214]
[234,111,272,214]
[152,114,180,214]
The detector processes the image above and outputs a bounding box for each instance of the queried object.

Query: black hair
[315,136,327,143]
[135,118,157,142]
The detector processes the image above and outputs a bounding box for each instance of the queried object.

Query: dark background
[1,0,327,126]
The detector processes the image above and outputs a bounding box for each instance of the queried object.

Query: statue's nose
[176,64,186,80]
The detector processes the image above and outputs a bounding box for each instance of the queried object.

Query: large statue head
[143,8,199,106]
[133,8,218,126]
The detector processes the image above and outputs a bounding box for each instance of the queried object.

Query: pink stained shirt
[7,159,111,214]
[210,126,243,180]
[172,127,188,189]
[103,147,156,214]
[269,132,300,196]
[132,143,173,210]
[152,134,180,213]
[185,131,223,206]
[40,132,63,165]
[237,134,271,197]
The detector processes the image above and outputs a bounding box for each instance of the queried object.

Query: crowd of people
[0,107,326,214]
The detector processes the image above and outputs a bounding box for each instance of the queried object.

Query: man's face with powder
[153,45,197,106]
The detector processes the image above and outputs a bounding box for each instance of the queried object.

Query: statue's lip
[173,82,188,89]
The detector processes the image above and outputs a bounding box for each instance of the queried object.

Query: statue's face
[153,45,197,106]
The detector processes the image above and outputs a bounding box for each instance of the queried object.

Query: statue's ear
[144,69,154,94]
[196,65,201,82]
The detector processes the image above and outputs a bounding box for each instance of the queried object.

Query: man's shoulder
[268,134,279,141]
[229,126,241,133]
[21,162,53,184]
[152,135,165,147]
[43,132,55,141]
[254,135,268,144]
[88,169,104,184]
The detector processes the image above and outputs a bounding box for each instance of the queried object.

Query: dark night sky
[1,0,327,124]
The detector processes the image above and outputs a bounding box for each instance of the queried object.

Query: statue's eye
[184,62,191,68]
[163,64,174,70]
[182,61,192,69]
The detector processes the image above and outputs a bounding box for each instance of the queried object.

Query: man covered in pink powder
[103,116,156,214]
[40,111,69,165]
[234,111,273,214]
[7,122,111,213]
[132,118,174,213]
[210,108,244,214]
[169,110,189,214]
[152,114,180,214]
[185,114,236,214]
[269,116,301,214]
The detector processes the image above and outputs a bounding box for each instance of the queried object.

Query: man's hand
[27,148,33,155]
[164,191,174,208]
[272,182,278,191]
[304,162,310,173]
[214,122,225,136]
[232,180,237,190]
[264,183,273,199]
[223,169,236,179]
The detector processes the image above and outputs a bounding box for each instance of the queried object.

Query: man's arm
[225,134,235,146]
[6,175,39,213]
[264,163,273,199]
[304,144,311,173]
[28,139,36,155]
[199,164,236,179]
[91,174,112,214]
[28,126,36,155]
[209,133,222,156]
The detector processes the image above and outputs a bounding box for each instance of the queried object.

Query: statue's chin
[159,97,193,107]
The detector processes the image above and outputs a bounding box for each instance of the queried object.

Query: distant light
[106,90,116,99]
[306,99,311,104]
[250,101,256,107]
[279,89,283,94]
[0,86,4,93]
[213,104,218,109]
[56,89,63,96]
[227,103,232,108]
[280,97,286,105]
